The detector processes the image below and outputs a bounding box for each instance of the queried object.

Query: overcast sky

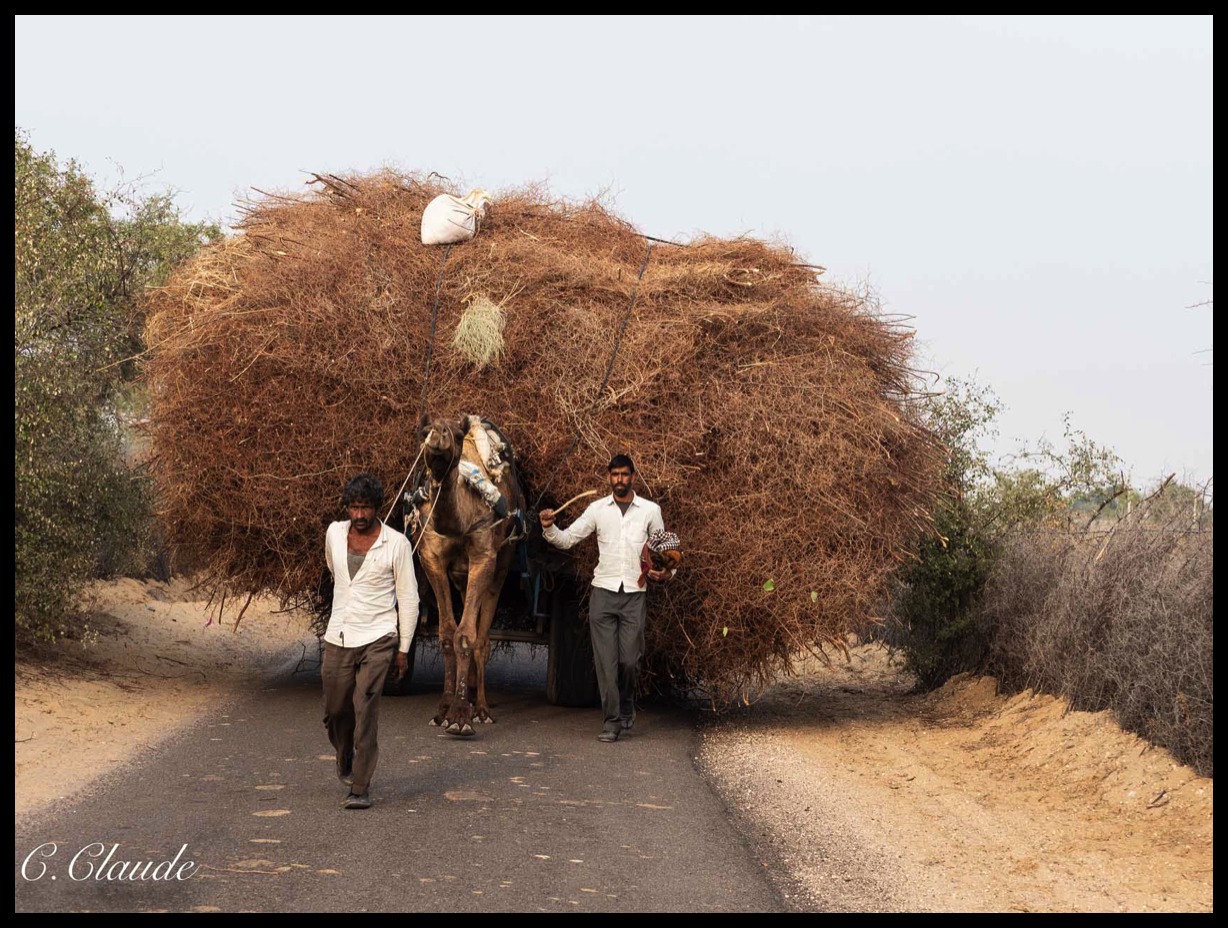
[15,15,1213,490]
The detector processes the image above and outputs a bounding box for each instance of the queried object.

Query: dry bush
[142,170,942,706]
[984,504,1213,775]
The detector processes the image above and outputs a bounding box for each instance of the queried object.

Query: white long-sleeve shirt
[323,520,418,652]
[542,493,665,593]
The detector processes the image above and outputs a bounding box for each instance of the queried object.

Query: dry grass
[983,500,1213,776]
[142,169,943,707]
[452,293,506,368]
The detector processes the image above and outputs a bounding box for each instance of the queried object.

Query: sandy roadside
[14,577,314,825]
[696,646,1214,913]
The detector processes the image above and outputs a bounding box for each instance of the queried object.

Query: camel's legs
[447,547,498,735]
[420,542,458,727]
[472,582,502,723]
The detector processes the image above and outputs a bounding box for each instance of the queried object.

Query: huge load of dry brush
[143,169,942,707]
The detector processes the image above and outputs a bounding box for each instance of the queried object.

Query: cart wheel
[545,585,599,707]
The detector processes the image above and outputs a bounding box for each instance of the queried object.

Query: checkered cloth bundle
[639,529,683,586]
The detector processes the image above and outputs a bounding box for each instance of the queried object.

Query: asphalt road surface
[15,644,786,913]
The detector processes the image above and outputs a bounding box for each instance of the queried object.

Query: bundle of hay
[143,170,942,707]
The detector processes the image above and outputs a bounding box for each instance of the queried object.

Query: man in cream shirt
[323,473,418,808]
[539,454,673,742]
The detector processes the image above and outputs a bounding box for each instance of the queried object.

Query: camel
[407,414,525,735]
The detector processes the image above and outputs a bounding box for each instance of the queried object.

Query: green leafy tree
[1012,413,1130,525]
[14,129,218,642]
[886,377,1002,687]
[887,378,1134,689]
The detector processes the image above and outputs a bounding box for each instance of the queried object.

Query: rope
[410,482,443,556]
[404,242,453,534]
[408,428,456,555]
[533,240,654,510]
[383,438,428,524]
[417,243,454,423]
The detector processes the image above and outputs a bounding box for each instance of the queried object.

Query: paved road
[15,645,785,913]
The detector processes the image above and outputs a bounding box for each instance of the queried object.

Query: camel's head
[418,414,466,478]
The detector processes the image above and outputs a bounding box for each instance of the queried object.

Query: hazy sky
[15,15,1213,489]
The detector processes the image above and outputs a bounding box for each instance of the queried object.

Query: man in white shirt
[540,455,673,742]
[322,474,419,808]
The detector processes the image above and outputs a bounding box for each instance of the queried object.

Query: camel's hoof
[445,721,461,733]
[459,723,475,736]
[429,717,443,727]
[479,716,495,724]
